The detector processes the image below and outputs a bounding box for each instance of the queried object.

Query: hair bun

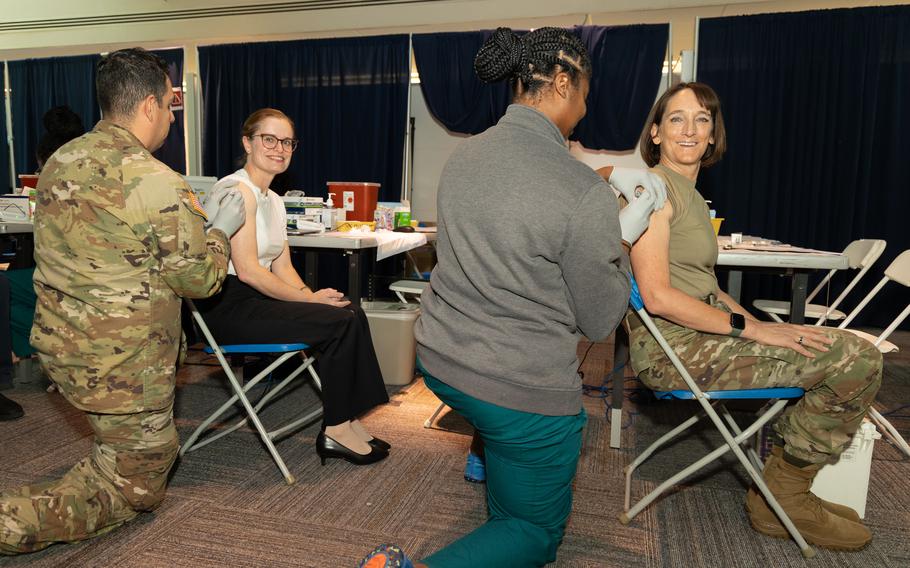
[474,27,525,83]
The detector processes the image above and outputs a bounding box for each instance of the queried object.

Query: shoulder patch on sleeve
[185,189,208,221]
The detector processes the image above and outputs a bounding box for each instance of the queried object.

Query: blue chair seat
[653,387,804,401]
[203,343,310,355]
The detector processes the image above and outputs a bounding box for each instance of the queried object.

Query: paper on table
[727,243,841,254]
[372,230,427,260]
[320,229,427,260]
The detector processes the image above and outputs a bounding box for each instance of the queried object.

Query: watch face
[730,313,746,330]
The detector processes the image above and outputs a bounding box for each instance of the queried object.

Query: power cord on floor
[580,359,656,431]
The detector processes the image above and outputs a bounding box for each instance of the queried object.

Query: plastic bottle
[321,195,335,229]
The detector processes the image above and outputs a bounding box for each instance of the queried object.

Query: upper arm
[229,183,263,279]
[629,200,675,308]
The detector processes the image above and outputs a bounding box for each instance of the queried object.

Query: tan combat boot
[745,448,871,551]
[748,446,861,523]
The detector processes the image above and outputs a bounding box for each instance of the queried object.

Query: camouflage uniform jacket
[31,120,230,414]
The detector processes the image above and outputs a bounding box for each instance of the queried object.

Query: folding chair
[621,276,816,558]
[753,239,886,325]
[390,279,429,304]
[835,249,910,457]
[180,299,324,485]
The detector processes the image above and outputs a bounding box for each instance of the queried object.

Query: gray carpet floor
[1,331,908,567]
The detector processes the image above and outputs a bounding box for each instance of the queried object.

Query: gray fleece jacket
[415,104,631,416]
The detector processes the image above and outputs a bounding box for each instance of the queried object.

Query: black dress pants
[195,276,388,425]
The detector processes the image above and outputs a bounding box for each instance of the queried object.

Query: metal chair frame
[180,299,324,485]
[621,277,816,559]
[836,249,910,458]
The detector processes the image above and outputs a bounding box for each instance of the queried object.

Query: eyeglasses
[250,133,299,152]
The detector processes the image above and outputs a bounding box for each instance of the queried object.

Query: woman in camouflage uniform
[626,82,883,551]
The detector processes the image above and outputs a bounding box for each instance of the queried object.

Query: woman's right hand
[747,321,833,358]
[307,287,351,307]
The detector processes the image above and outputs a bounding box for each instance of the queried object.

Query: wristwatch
[729,312,746,337]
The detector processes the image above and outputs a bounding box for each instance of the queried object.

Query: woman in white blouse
[197,108,390,466]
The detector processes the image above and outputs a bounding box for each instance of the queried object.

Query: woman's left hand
[748,321,834,358]
[308,287,351,307]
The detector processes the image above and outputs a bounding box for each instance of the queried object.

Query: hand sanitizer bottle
[321,195,335,229]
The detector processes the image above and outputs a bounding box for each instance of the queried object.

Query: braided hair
[474,27,591,97]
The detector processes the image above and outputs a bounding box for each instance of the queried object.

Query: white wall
[409,84,468,223]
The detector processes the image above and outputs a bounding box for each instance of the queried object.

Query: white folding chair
[389,279,429,304]
[622,276,816,559]
[835,249,910,457]
[753,239,886,325]
[180,299,324,484]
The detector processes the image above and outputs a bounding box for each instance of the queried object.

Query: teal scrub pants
[4,268,36,358]
[421,369,586,568]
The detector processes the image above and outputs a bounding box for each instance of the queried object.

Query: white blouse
[213,169,287,275]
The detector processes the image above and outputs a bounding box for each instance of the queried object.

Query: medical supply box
[282,196,325,229]
[362,301,420,386]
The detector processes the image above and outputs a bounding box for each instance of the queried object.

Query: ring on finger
[796,336,804,345]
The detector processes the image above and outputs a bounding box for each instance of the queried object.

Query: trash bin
[362,301,420,386]
[810,420,881,518]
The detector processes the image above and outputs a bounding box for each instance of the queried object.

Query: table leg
[726,269,743,302]
[609,326,629,449]
[789,272,808,325]
[304,251,318,289]
[347,250,361,307]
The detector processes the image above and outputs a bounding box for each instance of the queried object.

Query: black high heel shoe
[367,436,391,451]
[316,431,388,466]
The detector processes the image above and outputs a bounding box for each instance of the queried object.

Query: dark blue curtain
[411,31,511,135]
[152,48,186,174]
[412,24,668,151]
[8,49,186,178]
[199,34,410,201]
[8,54,101,177]
[697,6,910,327]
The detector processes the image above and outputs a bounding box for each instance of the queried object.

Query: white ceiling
[1,0,783,25]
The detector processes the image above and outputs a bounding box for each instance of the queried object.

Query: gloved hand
[207,190,246,238]
[608,167,668,211]
[618,188,658,245]
[202,181,238,225]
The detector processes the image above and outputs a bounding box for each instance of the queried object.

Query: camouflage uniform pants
[0,401,178,555]
[627,298,883,464]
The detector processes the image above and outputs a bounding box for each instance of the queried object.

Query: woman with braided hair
[360,27,666,568]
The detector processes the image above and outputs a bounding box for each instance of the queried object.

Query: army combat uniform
[0,120,231,555]
[627,164,882,466]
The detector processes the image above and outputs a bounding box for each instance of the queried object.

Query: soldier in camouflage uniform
[625,82,882,551]
[0,48,245,555]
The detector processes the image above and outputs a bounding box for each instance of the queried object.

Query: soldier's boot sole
[746,509,871,551]
[745,497,871,550]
